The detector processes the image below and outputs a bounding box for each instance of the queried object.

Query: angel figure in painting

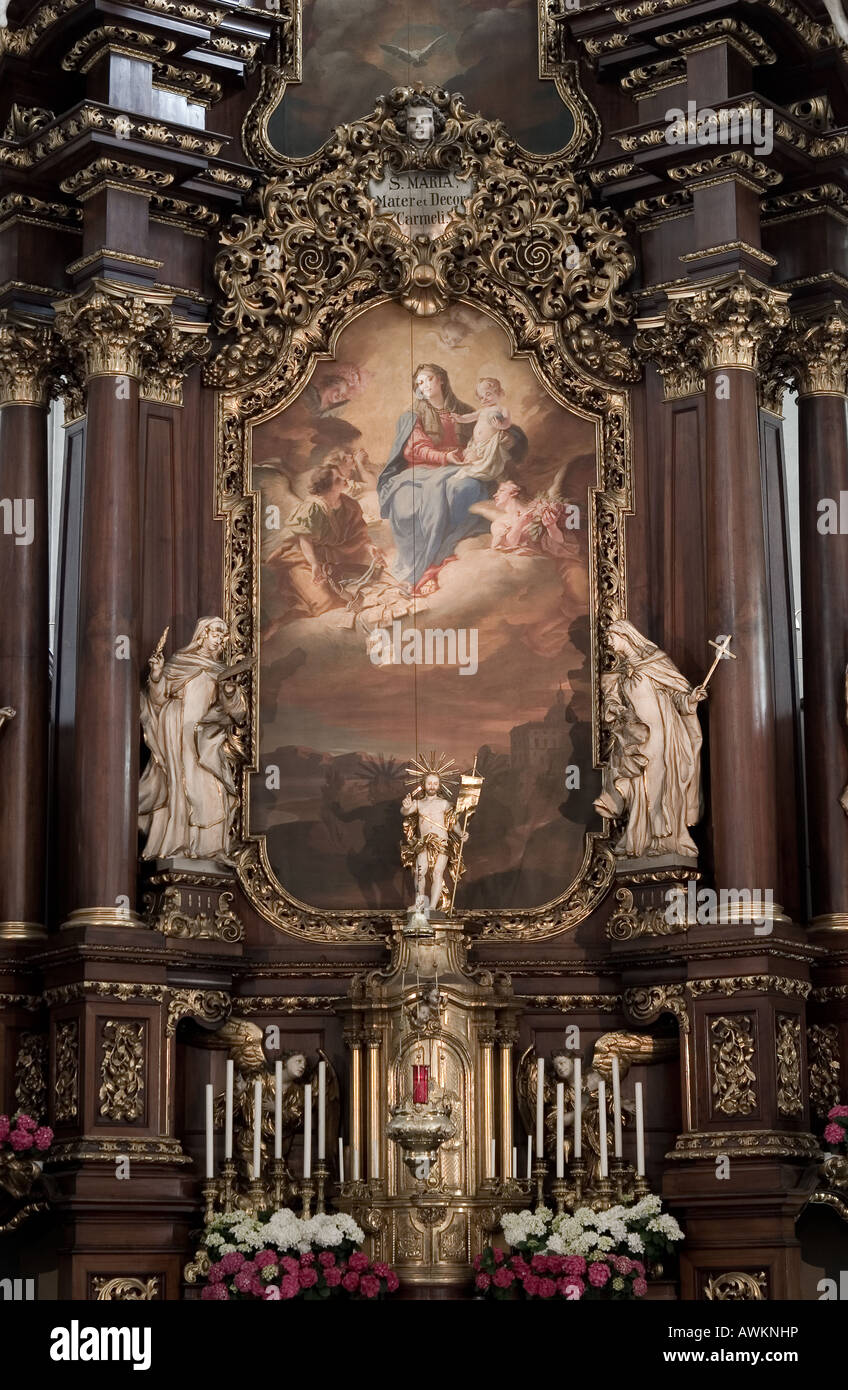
[594,619,706,859]
[400,754,481,911]
[139,617,247,863]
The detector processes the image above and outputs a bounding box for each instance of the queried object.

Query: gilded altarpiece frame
[208,86,637,944]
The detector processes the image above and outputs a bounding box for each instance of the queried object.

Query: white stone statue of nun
[594,618,706,860]
[139,616,247,862]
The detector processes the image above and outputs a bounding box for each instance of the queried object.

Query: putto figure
[396,95,445,147]
[400,753,481,911]
[139,617,247,862]
[594,619,706,859]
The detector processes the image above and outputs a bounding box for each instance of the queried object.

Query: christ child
[450,377,513,482]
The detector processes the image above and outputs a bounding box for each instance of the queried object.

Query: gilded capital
[634,315,704,400]
[52,280,174,383]
[665,274,790,372]
[0,312,58,406]
[141,318,210,406]
[795,311,848,396]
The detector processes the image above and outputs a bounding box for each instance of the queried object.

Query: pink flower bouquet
[200,1247,400,1302]
[824,1104,848,1151]
[473,1247,647,1302]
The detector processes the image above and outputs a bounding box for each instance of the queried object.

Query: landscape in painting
[250,301,600,910]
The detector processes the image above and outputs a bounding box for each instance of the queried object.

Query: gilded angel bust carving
[139,617,247,862]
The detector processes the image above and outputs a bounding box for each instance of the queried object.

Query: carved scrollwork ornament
[624,984,690,1033]
[166,988,232,1036]
[98,1021,145,1122]
[14,1032,47,1118]
[606,886,689,938]
[209,86,635,392]
[141,318,210,406]
[710,1015,757,1116]
[704,1270,767,1301]
[807,1023,841,1119]
[93,1275,160,1300]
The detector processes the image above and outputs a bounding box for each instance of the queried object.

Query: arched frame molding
[209,86,638,943]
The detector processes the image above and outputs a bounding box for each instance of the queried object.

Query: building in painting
[0,0,847,1332]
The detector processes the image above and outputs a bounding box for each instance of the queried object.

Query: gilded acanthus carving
[140,318,210,406]
[689,977,810,1000]
[807,1023,841,1119]
[704,1270,767,1301]
[795,311,848,396]
[0,312,59,405]
[98,1021,145,1123]
[624,984,690,1033]
[14,1032,47,1119]
[636,273,790,381]
[710,1015,757,1117]
[775,1015,803,1117]
[670,1129,819,1159]
[54,1020,79,1123]
[92,1275,160,1301]
[147,886,243,941]
[606,886,688,939]
[209,86,635,391]
[165,988,232,1036]
[52,281,175,382]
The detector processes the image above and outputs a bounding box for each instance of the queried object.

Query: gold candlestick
[570,1155,587,1208]
[299,1178,315,1219]
[272,1157,286,1210]
[314,1160,330,1214]
[550,1176,569,1215]
[532,1156,548,1210]
[202,1181,217,1225]
[221,1159,237,1213]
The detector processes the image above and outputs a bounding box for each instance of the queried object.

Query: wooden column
[795,314,848,929]
[667,275,790,919]
[0,316,54,940]
[52,282,173,929]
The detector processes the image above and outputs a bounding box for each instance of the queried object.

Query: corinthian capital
[664,273,790,372]
[0,312,59,406]
[795,311,848,396]
[141,318,210,407]
[52,280,174,382]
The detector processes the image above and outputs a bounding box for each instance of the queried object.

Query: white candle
[318,1060,326,1161]
[512,1145,517,1179]
[224,1059,234,1161]
[535,1057,545,1157]
[573,1058,582,1159]
[612,1056,623,1158]
[352,1145,360,1181]
[252,1078,262,1181]
[205,1083,214,1179]
[274,1061,283,1160]
[303,1083,312,1179]
[555,1082,564,1178]
[490,1138,496,1176]
[635,1082,645,1176]
[527,1134,533,1178]
[338,1136,345,1183]
[598,1079,608,1177]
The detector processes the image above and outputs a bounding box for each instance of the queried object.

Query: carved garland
[210,86,636,943]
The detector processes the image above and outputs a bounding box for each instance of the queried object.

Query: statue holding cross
[595,622,735,860]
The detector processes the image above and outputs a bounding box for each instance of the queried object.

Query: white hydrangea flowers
[204,1208,365,1255]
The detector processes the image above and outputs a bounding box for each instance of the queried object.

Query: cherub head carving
[398,97,444,147]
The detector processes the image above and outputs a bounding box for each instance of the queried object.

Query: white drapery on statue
[139,617,246,861]
[594,619,704,858]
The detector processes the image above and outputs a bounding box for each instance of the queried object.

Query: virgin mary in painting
[377,362,526,593]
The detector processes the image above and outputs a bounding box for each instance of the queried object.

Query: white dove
[379,34,448,67]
